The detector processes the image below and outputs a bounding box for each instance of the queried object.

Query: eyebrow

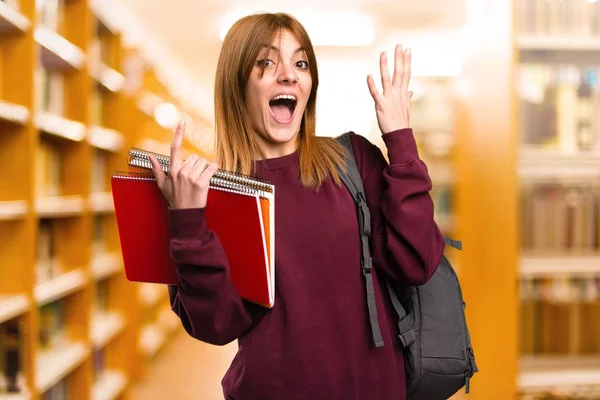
[263,45,305,54]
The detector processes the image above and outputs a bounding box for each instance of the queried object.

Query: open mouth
[269,94,297,123]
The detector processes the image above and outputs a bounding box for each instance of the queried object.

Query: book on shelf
[518,64,600,152]
[111,147,276,308]
[93,347,104,382]
[35,64,64,115]
[520,274,600,356]
[37,219,62,285]
[35,139,62,198]
[91,150,107,193]
[39,301,64,350]
[517,0,600,37]
[41,378,66,400]
[520,184,599,254]
[92,215,105,256]
[36,0,62,33]
[94,279,108,314]
[0,317,25,394]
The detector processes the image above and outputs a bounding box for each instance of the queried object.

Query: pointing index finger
[170,121,185,171]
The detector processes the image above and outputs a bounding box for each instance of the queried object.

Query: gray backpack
[336,132,479,399]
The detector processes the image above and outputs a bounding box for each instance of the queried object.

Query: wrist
[382,128,419,164]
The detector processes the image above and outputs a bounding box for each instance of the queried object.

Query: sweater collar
[254,149,299,171]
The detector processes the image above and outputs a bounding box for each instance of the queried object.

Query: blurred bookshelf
[0,0,210,399]
[516,0,600,398]
[411,76,458,264]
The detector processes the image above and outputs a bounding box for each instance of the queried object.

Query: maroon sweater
[167,129,446,400]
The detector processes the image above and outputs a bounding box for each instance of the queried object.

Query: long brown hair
[214,12,348,190]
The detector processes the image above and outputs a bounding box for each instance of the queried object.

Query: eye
[296,60,309,69]
[257,58,275,67]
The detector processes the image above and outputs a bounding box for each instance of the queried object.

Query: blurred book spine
[518,0,600,37]
[520,274,600,355]
[521,184,599,255]
[0,318,25,394]
[519,64,600,151]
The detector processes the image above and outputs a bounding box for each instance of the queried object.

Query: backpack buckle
[398,329,416,348]
[361,257,372,276]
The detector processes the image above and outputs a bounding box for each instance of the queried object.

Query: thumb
[148,154,166,187]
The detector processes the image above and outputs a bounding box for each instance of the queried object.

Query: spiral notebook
[111,147,276,308]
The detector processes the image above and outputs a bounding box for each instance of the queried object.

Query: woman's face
[245,29,312,158]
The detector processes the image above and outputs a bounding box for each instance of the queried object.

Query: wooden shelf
[0,200,28,220]
[88,126,124,152]
[0,100,29,125]
[520,255,600,277]
[34,269,88,306]
[136,91,163,117]
[0,2,30,33]
[90,312,126,348]
[519,146,600,182]
[0,294,30,324]
[35,26,85,71]
[90,63,125,93]
[139,324,166,358]
[0,0,214,397]
[0,393,31,400]
[138,284,165,308]
[91,253,121,281]
[88,0,120,35]
[36,341,89,392]
[35,195,85,217]
[89,192,114,213]
[92,371,127,400]
[35,111,87,142]
[517,35,600,51]
[513,3,600,399]
[519,356,600,391]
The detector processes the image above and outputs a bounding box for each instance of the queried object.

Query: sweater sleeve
[166,207,252,345]
[349,129,446,285]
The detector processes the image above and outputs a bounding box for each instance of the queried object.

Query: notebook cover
[205,188,272,307]
[111,175,273,307]
[111,176,177,285]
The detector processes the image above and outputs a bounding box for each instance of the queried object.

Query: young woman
[148,12,445,400]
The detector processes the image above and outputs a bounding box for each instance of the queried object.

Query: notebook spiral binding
[112,171,156,181]
[112,170,267,198]
[124,147,274,198]
[129,147,275,197]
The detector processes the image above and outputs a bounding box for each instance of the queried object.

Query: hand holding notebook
[147,122,220,209]
[111,126,276,308]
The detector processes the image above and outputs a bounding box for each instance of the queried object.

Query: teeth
[271,94,296,102]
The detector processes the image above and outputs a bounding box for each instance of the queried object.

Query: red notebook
[111,171,275,308]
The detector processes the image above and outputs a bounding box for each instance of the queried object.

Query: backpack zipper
[446,257,478,394]
[464,347,477,393]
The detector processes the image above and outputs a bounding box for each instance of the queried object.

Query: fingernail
[407,48,411,54]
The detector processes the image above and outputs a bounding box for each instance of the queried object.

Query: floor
[130,329,238,400]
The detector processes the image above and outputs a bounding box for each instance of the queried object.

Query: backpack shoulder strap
[336,132,384,347]
[336,132,419,350]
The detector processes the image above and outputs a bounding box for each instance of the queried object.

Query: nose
[277,62,298,84]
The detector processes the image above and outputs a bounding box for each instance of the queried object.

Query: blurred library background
[0,0,599,399]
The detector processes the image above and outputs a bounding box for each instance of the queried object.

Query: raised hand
[148,122,219,209]
[367,44,413,135]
